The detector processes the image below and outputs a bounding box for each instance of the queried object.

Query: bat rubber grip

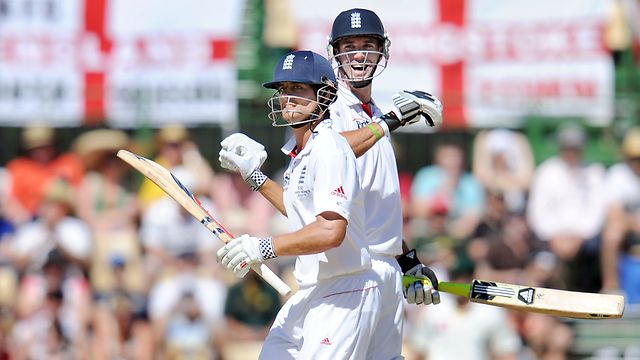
[252,264,292,296]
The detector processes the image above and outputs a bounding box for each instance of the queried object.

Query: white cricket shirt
[327,82,403,256]
[604,162,640,213]
[280,123,370,287]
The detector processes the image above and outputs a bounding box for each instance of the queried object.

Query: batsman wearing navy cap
[218,50,381,359]
[327,8,442,359]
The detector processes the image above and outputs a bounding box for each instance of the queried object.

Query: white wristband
[375,117,390,136]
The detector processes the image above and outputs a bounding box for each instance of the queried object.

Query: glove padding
[219,133,267,179]
[404,264,441,306]
[392,90,443,127]
[216,234,264,278]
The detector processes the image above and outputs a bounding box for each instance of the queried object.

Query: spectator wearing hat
[601,127,640,302]
[527,123,607,292]
[137,124,214,209]
[72,129,146,296]
[472,128,535,214]
[5,124,84,224]
[8,179,93,358]
[139,166,221,280]
[411,142,485,240]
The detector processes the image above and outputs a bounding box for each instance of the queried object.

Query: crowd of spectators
[0,121,639,359]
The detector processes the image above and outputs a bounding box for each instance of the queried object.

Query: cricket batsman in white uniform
[325,8,444,358]
[217,50,381,359]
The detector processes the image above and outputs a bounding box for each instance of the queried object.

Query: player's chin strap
[351,79,373,88]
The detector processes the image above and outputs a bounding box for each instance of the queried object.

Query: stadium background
[1,0,640,359]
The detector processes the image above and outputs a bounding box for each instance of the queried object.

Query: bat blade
[117,149,291,296]
[403,276,624,319]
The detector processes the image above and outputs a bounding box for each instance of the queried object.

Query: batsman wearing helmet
[326,8,442,359]
[217,50,381,359]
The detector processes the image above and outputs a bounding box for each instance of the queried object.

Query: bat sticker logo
[518,288,535,305]
[471,280,515,300]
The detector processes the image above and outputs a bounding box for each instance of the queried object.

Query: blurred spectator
[408,265,522,360]
[410,142,485,240]
[140,166,221,278]
[601,127,640,302]
[0,168,17,311]
[163,290,222,359]
[0,168,13,240]
[410,195,458,271]
[209,173,277,237]
[223,271,281,342]
[10,251,91,360]
[5,123,84,224]
[512,311,574,360]
[467,189,541,283]
[137,124,214,209]
[8,179,91,275]
[148,252,226,358]
[472,128,535,214]
[527,123,607,292]
[6,179,93,357]
[72,129,146,296]
[92,256,152,360]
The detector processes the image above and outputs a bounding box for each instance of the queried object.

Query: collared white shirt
[604,162,640,213]
[326,82,403,256]
[527,157,606,241]
[280,123,370,287]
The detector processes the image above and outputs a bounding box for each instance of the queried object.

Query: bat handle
[252,263,292,296]
[402,275,471,298]
[402,274,433,287]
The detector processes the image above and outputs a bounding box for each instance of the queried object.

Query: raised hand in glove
[378,90,443,133]
[219,133,268,190]
[396,90,443,127]
[216,235,277,278]
[397,249,441,305]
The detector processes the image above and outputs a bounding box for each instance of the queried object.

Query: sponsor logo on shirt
[331,186,347,200]
[320,337,332,345]
[353,117,370,129]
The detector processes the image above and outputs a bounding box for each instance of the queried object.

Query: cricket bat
[117,149,292,296]
[403,275,624,319]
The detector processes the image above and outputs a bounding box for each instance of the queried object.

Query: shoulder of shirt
[312,126,348,150]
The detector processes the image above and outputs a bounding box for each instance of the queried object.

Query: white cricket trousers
[366,254,404,360]
[259,269,381,360]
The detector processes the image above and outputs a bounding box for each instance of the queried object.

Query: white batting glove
[404,264,441,306]
[219,134,268,190]
[216,234,277,278]
[220,133,265,155]
[393,90,443,127]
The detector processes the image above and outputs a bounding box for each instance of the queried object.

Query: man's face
[335,36,382,81]
[276,82,318,124]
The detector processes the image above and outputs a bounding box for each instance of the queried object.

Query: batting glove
[397,249,441,306]
[378,90,443,134]
[219,134,268,190]
[216,234,277,278]
[397,90,443,128]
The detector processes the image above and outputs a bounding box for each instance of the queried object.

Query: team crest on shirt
[331,186,348,200]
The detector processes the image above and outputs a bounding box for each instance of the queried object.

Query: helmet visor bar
[331,49,388,83]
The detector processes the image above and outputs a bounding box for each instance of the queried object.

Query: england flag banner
[0,0,243,127]
[292,0,615,129]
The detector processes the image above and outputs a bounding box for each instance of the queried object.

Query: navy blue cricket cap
[330,8,385,45]
[263,50,336,89]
